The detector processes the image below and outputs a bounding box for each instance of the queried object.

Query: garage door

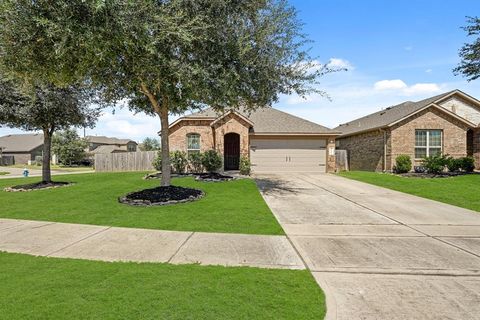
[250,138,327,173]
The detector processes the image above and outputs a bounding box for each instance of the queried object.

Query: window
[187,134,201,156]
[127,144,136,152]
[415,130,442,159]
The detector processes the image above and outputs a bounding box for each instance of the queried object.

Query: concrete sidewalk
[0,218,304,270]
[256,173,480,320]
[0,167,95,179]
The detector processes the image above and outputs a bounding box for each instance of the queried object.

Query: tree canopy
[454,16,480,81]
[0,0,333,186]
[0,78,99,181]
[140,137,161,151]
[52,129,88,166]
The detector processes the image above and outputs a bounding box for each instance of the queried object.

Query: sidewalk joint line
[45,226,112,257]
[167,231,195,263]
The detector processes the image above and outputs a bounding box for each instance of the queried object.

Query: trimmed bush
[171,150,188,174]
[422,154,448,174]
[446,156,462,172]
[239,156,251,175]
[201,150,223,173]
[394,155,412,173]
[188,152,203,173]
[460,156,475,172]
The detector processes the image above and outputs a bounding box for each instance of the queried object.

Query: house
[86,136,138,154]
[169,107,340,173]
[0,133,44,165]
[335,90,480,171]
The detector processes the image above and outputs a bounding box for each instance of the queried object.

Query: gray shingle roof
[0,133,44,152]
[86,135,137,145]
[183,106,339,134]
[90,145,126,154]
[335,91,457,136]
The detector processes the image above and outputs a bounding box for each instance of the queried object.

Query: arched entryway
[224,133,240,170]
[467,129,474,156]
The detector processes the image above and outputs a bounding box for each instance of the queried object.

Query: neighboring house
[335,90,480,171]
[0,133,44,165]
[86,136,138,154]
[169,107,340,173]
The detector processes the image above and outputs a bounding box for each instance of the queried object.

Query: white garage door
[250,138,327,173]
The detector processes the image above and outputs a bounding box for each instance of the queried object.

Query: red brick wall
[169,119,215,152]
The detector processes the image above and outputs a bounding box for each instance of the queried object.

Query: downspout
[380,129,387,172]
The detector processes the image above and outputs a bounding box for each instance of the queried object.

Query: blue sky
[2,0,480,141]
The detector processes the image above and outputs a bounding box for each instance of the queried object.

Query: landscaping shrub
[188,152,203,173]
[446,156,462,172]
[394,155,412,173]
[239,156,251,175]
[201,150,222,173]
[421,154,448,174]
[171,151,188,174]
[152,151,162,171]
[460,156,475,172]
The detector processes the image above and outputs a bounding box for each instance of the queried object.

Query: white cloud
[374,79,441,96]
[374,79,407,90]
[404,83,441,95]
[404,46,413,51]
[425,69,433,73]
[327,58,354,70]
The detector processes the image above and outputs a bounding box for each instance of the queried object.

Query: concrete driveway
[256,173,480,320]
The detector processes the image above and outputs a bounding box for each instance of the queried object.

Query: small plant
[422,154,448,174]
[188,152,203,173]
[394,155,412,173]
[460,156,475,172]
[239,156,251,175]
[170,150,188,174]
[152,151,162,171]
[446,156,462,172]
[201,150,222,173]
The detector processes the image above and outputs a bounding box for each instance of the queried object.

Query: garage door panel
[250,138,327,173]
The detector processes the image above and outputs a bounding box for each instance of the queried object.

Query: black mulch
[4,181,71,192]
[119,186,204,206]
[195,172,234,182]
[399,172,479,178]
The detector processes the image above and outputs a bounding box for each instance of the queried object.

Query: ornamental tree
[52,128,88,166]
[0,0,333,186]
[0,78,99,182]
[454,16,480,80]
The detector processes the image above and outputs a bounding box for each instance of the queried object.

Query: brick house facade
[169,107,340,173]
[336,90,480,171]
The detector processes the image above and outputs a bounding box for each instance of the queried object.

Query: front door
[224,133,240,170]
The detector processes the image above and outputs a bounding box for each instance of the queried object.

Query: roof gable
[172,106,339,135]
[335,90,477,137]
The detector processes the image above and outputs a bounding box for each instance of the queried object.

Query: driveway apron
[256,173,480,320]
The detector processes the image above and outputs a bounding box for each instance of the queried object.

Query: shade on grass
[0,252,325,319]
[339,171,480,212]
[0,172,283,235]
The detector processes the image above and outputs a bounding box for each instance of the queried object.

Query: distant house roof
[172,106,340,135]
[0,133,44,153]
[90,145,127,154]
[335,90,478,137]
[86,135,137,145]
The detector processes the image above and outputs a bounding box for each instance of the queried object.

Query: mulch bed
[399,172,479,179]
[119,186,204,206]
[195,173,234,182]
[4,181,72,192]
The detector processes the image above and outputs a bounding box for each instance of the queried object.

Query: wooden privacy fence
[95,151,157,172]
[335,149,349,171]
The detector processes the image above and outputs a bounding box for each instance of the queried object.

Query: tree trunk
[159,105,171,186]
[42,129,52,183]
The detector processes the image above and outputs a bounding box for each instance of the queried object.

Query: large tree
[140,137,161,151]
[0,0,333,186]
[0,78,99,182]
[454,16,480,80]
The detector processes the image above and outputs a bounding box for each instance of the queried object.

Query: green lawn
[0,252,325,320]
[0,172,283,235]
[339,171,480,212]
